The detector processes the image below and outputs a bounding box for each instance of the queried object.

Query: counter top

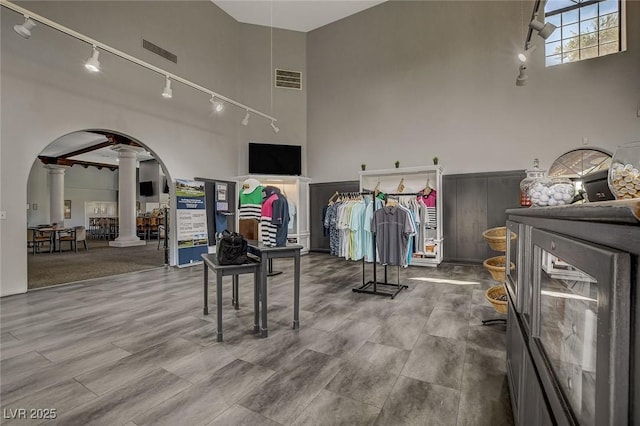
[507,200,640,225]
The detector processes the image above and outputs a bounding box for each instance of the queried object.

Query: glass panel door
[505,221,519,307]
[538,248,597,425]
[530,228,630,426]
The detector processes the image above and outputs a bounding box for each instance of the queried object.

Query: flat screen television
[139,181,154,196]
[248,143,301,176]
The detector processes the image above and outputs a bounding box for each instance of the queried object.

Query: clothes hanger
[423,178,432,196]
[328,191,338,205]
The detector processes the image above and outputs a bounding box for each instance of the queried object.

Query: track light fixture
[241,110,250,126]
[529,14,556,40]
[518,44,537,63]
[84,46,101,72]
[516,65,528,87]
[162,76,172,99]
[270,120,280,134]
[210,95,224,113]
[13,16,36,39]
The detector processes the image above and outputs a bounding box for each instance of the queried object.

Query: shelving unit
[234,174,310,254]
[359,166,443,267]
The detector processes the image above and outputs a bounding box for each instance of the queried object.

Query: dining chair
[157,224,166,250]
[58,228,76,252]
[28,228,52,255]
[75,226,88,251]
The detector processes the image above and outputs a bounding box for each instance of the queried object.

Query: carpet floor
[27,239,166,289]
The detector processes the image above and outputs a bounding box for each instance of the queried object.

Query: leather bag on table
[216,231,248,265]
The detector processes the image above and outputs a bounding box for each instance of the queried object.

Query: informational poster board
[175,179,208,266]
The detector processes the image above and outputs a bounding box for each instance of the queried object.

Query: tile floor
[0,253,514,425]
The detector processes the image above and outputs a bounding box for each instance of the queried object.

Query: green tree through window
[544,0,624,66]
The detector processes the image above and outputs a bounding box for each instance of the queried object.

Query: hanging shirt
[238,185,264,220]
[349,201,366,261]
[372,205,413,266]
[260,193,278,247]
[288,199,296,231]
[272,193,290,246]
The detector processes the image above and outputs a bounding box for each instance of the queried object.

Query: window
[544,0,625,66]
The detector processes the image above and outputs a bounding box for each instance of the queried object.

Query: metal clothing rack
[352,192,416,299]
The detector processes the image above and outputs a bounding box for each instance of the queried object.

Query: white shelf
[360,166,444,267]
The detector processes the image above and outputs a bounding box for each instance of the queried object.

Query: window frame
[543,0,627,67]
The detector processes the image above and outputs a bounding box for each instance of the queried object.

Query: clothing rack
[352,191,416,299]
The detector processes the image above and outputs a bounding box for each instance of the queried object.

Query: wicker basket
[482,227,516,252]
[483,255,515,283]
[485,285,508,314]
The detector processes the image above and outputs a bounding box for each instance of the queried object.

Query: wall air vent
[142,39,177,64]
[275,69,302,90]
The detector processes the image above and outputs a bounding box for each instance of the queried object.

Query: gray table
[201,253,261,342]
[247,241,303,338]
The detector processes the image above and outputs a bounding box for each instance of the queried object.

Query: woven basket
[482,227,516,252]
[485,285,508,314]
[483,256,515,283]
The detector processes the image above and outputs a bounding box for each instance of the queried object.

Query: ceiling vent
[275,69,302,90]
[143,39,177,64]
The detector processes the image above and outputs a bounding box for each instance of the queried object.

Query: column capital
[111,144,145,155]
[44,164,70,174]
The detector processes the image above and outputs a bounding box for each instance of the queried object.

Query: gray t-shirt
[372,205,413,266]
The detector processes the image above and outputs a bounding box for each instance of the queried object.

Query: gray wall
[237,24,307,175]
[1,1,307,296]
[307,0,640,182]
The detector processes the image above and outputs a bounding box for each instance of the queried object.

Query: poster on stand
[175,179,209,266]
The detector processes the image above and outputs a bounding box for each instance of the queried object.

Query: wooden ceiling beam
[38,156,118,171]
[59,140,114,159]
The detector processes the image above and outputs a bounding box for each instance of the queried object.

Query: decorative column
[46,165,68,225]
[110,144,146,247]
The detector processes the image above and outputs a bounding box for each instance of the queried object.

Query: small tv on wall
[248,143,301,176]
[140,181,154,196]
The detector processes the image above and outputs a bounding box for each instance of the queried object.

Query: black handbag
[216,231,248,265]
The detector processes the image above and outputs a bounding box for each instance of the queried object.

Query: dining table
[30,226,75,252]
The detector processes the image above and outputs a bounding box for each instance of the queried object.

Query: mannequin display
[261,186,290,247]
[238,178,263,240]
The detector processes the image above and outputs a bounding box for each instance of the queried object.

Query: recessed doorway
[26,130,172,289]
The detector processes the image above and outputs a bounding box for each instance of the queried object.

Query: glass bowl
[608,141,640,200]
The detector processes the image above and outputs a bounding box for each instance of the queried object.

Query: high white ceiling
[213,0,388,32]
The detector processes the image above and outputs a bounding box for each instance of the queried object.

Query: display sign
[175,179,209,266]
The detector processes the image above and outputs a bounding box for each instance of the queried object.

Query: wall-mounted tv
[139,181,154,196]
[248,143,301,176]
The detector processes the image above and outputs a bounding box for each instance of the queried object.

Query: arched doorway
[26,129,174,289]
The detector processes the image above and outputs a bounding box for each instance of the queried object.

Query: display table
[247,241,302,338]
[201,254,261,342]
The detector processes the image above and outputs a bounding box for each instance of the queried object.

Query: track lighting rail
[0,0,278,125]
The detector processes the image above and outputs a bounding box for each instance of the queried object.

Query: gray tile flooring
[0,253,514,425]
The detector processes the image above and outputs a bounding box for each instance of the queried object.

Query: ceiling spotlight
[162,76,172,99]
[516,65,528,87]
[241,110,250,126]
[518,44,538,63]
[13,16,36,39]
[210,95,224,113]
[530,15,557,40]
[270,120,280,134]
[84,46,101,72]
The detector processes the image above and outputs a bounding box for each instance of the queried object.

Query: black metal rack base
[267,258,282,277]
[482,318,507,326]
[353,280,408,299]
